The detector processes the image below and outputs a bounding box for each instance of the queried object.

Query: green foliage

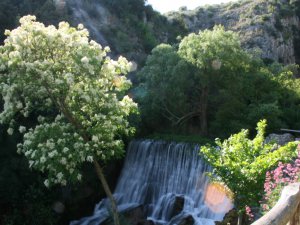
[228,2,241,10]
[278,4,294,17]
[178,25,249,84]
[101,0,145,19]
[267,4,276,13]
[200,120,298,212]
[139,24,300,138]
[2,185,58,225]
[99,0,186,59]
[0,122,62,224]
[137,43,193,133]
[274,17,283,31]
[261,14,271,21]
[139,26,290,137]
[136,21,158,53]
[177,26,251,135]
[0,0,18,43]
[272,66,300,129]
[0,0,69,44]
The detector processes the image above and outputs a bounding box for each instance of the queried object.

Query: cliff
[0,0,299,65]
[165,0,300,65]
[64,0,187,65]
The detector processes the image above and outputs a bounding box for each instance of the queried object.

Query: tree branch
[174,111,200,126]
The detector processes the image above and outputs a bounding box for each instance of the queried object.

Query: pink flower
[261,147,300,213]
[245,205,254,221]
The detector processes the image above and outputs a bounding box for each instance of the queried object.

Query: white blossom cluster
[18,117,85,186]
[0,16,138,187]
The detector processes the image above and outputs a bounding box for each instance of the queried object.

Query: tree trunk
[94,160,120,225]
[58,103,120,225]
[237,213,243,225]
[43,77,120,224]
[200,86,208,136]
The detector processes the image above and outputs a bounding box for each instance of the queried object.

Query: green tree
[138,26,300,137]
[178,25,250,135]
[138,44,194,132]
[0,0,18,43]
[210,62,285,137]
[0,16,138,225]
[271,64,300,130]
[200,120,298,224]
[0,0,70,44]
[139,26,252,136]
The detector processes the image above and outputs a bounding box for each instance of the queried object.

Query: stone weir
[71,140,233,225]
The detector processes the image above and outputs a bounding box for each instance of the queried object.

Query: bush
[260,145,300,213]
[200,120,298,220]
[2,185,58,225]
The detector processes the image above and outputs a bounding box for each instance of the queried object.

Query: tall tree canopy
[138,26,252,135]
[138,44,194,132]
[138,26,300,137]
[177,25,250,135]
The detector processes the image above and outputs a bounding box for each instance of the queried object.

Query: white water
[71,140,233,225]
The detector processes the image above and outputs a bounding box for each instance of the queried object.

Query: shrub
[200,120,298,221]
[260,145,300,213]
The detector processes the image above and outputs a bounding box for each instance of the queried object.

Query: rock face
[265,133,295,146]
[67,0,110,46]
[54,0,66,13]
[165,0,300,65]
[61,0,300,67]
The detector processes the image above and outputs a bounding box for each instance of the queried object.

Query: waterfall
[71,140,233,225]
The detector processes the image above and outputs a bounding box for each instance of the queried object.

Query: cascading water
[71,140,233,225]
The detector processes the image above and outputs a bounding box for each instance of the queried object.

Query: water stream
[71,140,232,225]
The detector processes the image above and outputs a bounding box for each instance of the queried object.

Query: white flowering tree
[0,15,138,225]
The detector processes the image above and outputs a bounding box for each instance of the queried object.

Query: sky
[146,0,236,13]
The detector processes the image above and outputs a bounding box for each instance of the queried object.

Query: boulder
[265,133,294,146]
[123,205,145,225]
[136,220,155,225]
[102,205,145,225]
[171,196,185,218]
[52,201,65,214]
[178,215,194,225]
[215,208,238,225]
